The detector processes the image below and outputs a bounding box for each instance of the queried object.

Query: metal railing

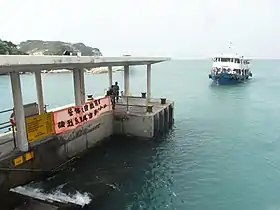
[0,104,49,148]
[44,104,49,112]
[114,94,168,114]
[0,108,16,147]
[114,95,150,114]
[0,108,14,132]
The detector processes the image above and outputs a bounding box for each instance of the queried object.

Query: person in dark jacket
[106,85,115,109]
[112,81,120,102]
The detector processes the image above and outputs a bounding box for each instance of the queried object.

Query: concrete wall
[57,111,113,158]
[114,115,154,139]
[0,132,15,159]
[113,98,175,139]
[0,111,113,194]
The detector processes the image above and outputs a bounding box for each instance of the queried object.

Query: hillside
[0,39,120,75]
[18,40,102,56]
[0,39,102,56]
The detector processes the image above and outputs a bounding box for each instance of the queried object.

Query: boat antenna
[229,41,238,55]
[229,41,232,49]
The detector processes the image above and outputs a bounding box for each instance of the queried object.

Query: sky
[0,0,279,58]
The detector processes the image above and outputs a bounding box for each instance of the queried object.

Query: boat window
[221,57,231,62]
[235,58,240,63]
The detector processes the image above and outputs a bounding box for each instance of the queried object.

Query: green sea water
[1,59,280,209]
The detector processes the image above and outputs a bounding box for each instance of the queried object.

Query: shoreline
[0,67,123,76]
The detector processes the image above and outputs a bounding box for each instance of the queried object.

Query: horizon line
[171,57,280,60]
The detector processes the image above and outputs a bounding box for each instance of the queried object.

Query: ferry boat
[209,41,252,85]
[209,54,252,85]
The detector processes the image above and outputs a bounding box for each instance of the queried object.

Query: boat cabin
[212,54,251,73]
[212,55,250,65]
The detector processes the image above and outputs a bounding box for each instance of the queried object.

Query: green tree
[0,39,27,55]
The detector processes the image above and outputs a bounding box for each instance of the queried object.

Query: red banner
[53,96,111,134]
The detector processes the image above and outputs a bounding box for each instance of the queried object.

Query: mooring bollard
[160,98,166,105]
[87,94,93,101]
[146,105,153,113]
[141,92,146,98]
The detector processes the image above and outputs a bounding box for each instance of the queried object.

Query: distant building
[63,50,81,56]
[27,48,44,55]
[32,51,44,55]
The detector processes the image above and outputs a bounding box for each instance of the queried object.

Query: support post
[124,65,130,96]
[146,64,151,105]
[80,69,85,104]
[73,69,85,106]
[108,66,113,87]
[35,71,44,114]
[10,72,29,152]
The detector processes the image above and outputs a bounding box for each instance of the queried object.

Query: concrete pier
[35,71,44,114]
[146,64,152,104]
[114,96,174,138]
[0,55,173,197]
[108,66,113,87]
[124,65,130,96]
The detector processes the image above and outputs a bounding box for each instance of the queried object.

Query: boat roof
[213,54,251,60]
[0,55,170,74]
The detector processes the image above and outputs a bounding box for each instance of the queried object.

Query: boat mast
[229,41,235,62]
[229,41,236,54]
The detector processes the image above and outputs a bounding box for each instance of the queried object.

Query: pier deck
[115,97,173,116]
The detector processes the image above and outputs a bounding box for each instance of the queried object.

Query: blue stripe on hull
[209,73,249,85]
[211,77,244,85]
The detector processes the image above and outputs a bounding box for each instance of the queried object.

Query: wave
[10,185,91,207]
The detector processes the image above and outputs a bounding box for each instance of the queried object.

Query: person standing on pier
[106,85,115,109]
[113,81,120,103]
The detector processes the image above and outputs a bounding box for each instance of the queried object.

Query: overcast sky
[0,0,279,58]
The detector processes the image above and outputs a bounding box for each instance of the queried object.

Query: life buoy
[10,112,16,126]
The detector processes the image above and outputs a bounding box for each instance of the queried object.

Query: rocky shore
[43,66,123,74]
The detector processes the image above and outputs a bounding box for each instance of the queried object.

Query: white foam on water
[10,185,91,207]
